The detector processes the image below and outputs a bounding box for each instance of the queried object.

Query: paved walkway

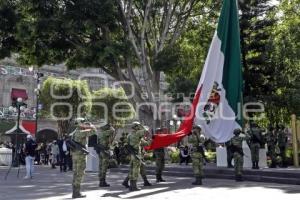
[0,165,300,200]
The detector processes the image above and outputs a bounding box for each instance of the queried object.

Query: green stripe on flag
[217,0,243,125]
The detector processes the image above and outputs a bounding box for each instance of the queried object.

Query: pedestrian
[154,128,166,182]
[58,136,68,172]
[277,125,288,167]
[229,128,250,181]
[50,140,59,169]
[97,123,115,187]
[188,125,205,185]
[70,118,96,198]
[126,121,151,191]
[24,135,37,179]
[248,122,263,169]
[179,145,190,165]
[119,133,129,164]
[113,142,120,165]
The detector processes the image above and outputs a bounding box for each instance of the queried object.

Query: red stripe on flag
[145,86,202,150]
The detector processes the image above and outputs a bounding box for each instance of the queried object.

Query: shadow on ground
[0,166,299,200]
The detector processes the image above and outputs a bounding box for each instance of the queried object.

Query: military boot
[192,176,202,185]
[156,174,165,182]
[122,176,130,188]
[252,162,256,169]
[255,162,259,169]
[129,180,140,191]
[142,175,152,186]
[99,178,110,187]
[72,186,86,199]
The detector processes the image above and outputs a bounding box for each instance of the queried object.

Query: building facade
[0,57,172,143]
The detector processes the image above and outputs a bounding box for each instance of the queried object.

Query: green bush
[205,151,216,163]
[170,150,180,163]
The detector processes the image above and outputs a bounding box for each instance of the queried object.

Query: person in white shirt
[50,140,59,169]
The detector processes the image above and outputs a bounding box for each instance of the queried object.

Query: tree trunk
[57,120,70,138]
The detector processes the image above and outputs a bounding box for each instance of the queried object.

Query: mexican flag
[147,0,242,150]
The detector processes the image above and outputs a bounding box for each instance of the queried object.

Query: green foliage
[15,0,121,69]
[91,87,135,127]
[165,1,221,102]
[0,1,19,58]
[169,150,180,163]
[40,77,92,119]
[205,151,216,163]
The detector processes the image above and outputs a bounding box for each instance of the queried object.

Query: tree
[271,0,300,120]
[5,0,215,128]
[91,87,135,128]
[40,77,92,136]
[163,1,221,102]
[0,0,19,58]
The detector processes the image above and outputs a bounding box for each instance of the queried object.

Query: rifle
[66,138,90,155]
[94,143,110,157]
[125,144,145,165]
[194,132,208,161]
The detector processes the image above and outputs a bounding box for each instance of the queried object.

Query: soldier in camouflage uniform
[70,118,96,199]
[188,125,205,185]
[229,128,250,181]
[122,126,152,188]
[248,123,263,169]
[154,128,166,182]
[127,121,151,191]
[225,141,234,168]
[265,126,277,168]
[97,123,115,187]
[277,125,288,167]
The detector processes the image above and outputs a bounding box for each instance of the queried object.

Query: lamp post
[8,97,25,167]
[29,66,44,136]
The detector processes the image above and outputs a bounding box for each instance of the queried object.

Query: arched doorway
[36,129,58,143]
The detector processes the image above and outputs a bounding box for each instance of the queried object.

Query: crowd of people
[0,137,74,175]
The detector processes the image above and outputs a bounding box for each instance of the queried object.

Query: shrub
[170,150,180,163]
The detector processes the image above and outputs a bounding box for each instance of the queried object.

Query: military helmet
[155,127,162,134]
[132,121,142,129]
[102,123,111,129]
[193,124,202,130]
[75,117,86,125]
[233,128,242,135]
[144,126,150,132]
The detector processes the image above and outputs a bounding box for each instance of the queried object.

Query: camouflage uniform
[265,127,277,168]
[277,126,287,167]
[122,137,152,188]
[248,124,263,169]
[127,123,150,191]
[188,126,205,185]
[153,128,166,182]
[71,123,96,199]
[154,147,165,182]
[97,125,114,187]
[225,141,234,168]
[229,129,249,181]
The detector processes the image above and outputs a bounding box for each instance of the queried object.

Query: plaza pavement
[0,165,300,200]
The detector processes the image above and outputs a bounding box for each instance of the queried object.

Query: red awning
[11,88,28,100]
[22,120,36,135]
